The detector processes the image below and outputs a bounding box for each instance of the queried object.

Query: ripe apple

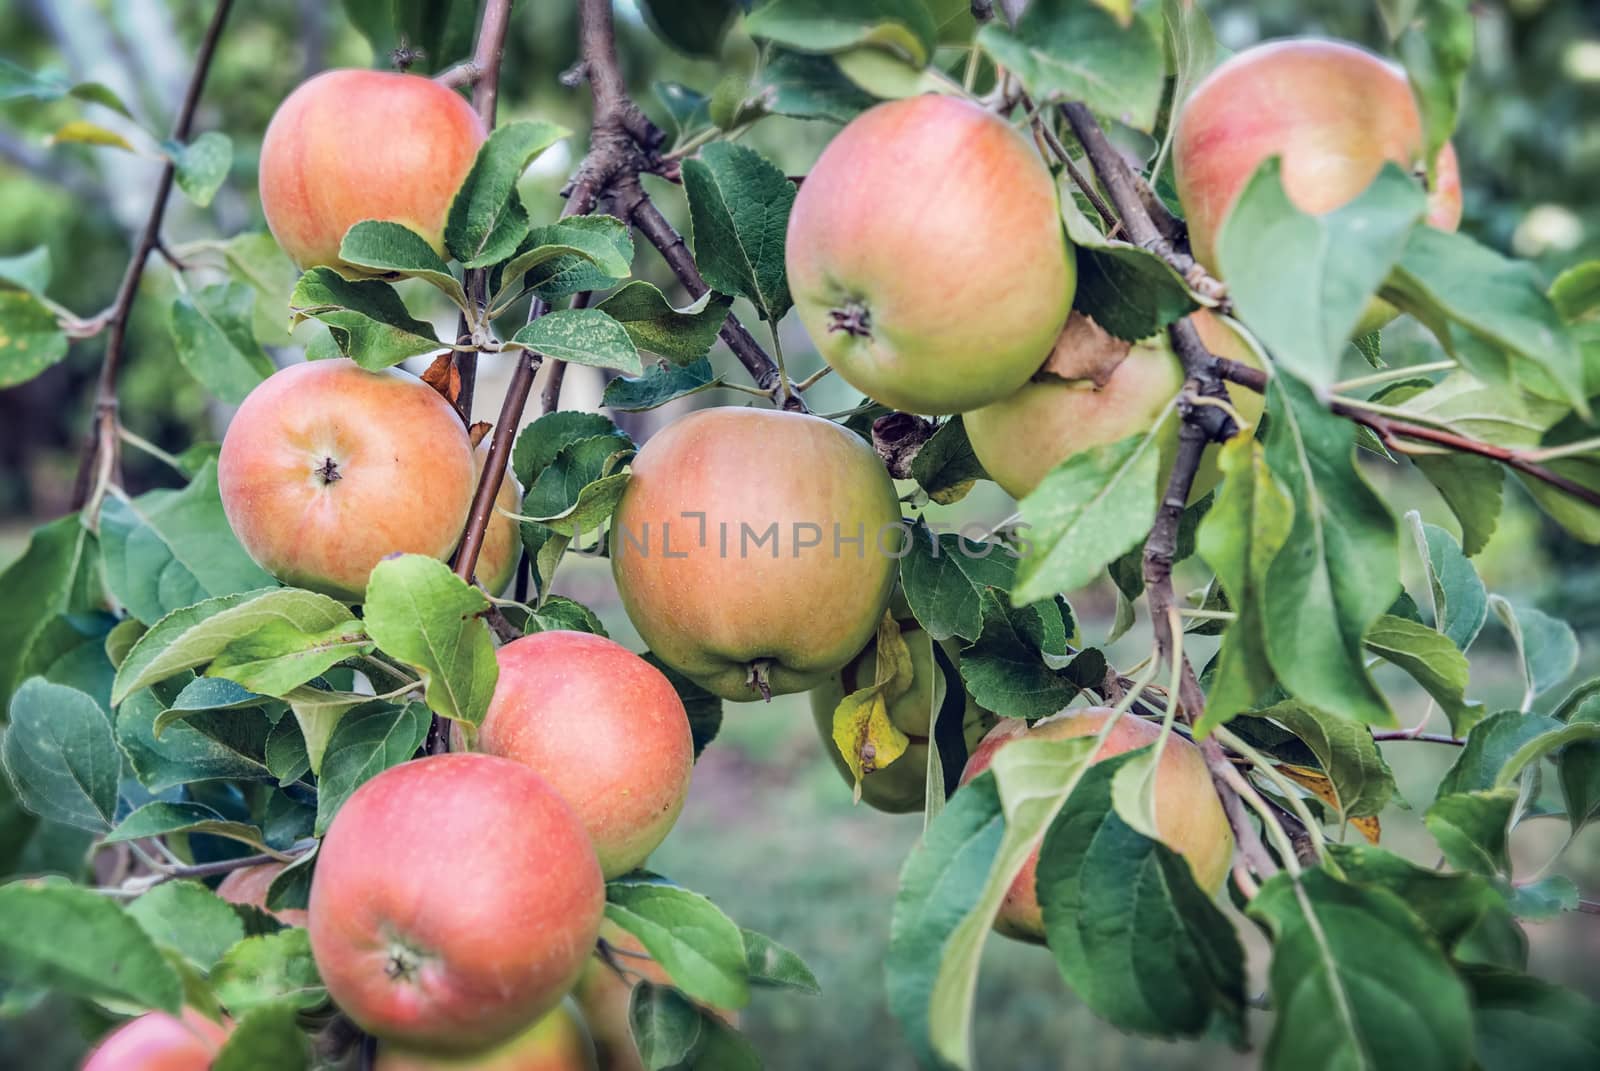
[807,611,996,813]
[375,1004,595,1071]
[964,311,1264,502]
[82,1009,229,1071]
[1174,37,1462,334]
[787,94,1075,415]
[610,407,902,702]
[309,753,605,1053]
[260,70,486,270]
[571,921,735,1071]
[218,359,476,601]
[467,440,523,596]
[215,861,309,927]
[474,630,693,879]
[959,708,1233,942]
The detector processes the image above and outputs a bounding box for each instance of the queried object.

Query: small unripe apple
[82,1009,229,1071]
[807,613,996,813]
[475,631,694,879]
[260,70,486,270]
[467,440,523,596]
[959,709,1233,942]
[218,359,476,601]
[964,311,1264,502]
[215,861,309,927]
[1174,37,1462,323]
[309,753,605,1053]
[610,408,902,702]
[787,94,1075,415]
[375,1003,595,1071]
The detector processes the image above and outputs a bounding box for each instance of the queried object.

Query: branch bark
[70,0,235,515]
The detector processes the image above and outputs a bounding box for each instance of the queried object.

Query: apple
[215,861,309,928]
[260,70,486,270]
[375,1004,595,1071]
[571,921,734,1071]
[610,408,902,702]
[218,359,476,601]
[787,94,1075,415]
[82,1009,229,1071]
[964,311,1265,502]
[1174,37,1462,334]
[474,631,693,879]
[468,440,523,596]
[959,708,1233,942]
[308,753,605,1053]
[807,610,996,813]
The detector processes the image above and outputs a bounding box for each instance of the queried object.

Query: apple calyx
[384,940,426,983]
[746,659,775,702]
[317,456,343,484]
[826,301,872,338]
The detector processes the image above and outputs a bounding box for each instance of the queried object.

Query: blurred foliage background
[1,1,1598,1068]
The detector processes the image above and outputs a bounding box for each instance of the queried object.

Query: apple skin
[1175,38,1462,280]
[964,311,1264,503]
[808,615,996,813]
[215,861,309,928]
[260,69,486,270]
[308,753,605,1054]
[82,1009,229,1071]
[786,94,1075,415]
[474,631,694,879]
[468,440,523,596]
[610,408,902,702]
[959,709,1233,943]
[218,359,476,601]
[375,1004,595,1071]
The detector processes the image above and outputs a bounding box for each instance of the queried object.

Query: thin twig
[70,0,235,516]
[1370,730,1465,745]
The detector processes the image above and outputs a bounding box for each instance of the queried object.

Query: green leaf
[1195,435,1294,734]
[1408,515,1488,649]
[0,879,182,1012]
[523,595,609,638]
[1549,260,1600,324]
[1247,867,1473,1071]
[1558,695,1600,831]
[338,221,466,306]
[494,216,634,306]
[744,0,939,66]
[508,308,644,375]
[909,417,988,506]
[1364,614,1482,735]
[957,606,1078,719]
[1426,788,1516,876]
[0,515,100,710]
[1060,194,1197,342]
[164,131,231,207]
[0,60,132,115]
[1395,0,1473,187]
[682,142,795,322]
[1489,596,1579,708]
[1328,842,1517,957]
[1464,966,1600,1071]
[595,282,732,364]
[207,618,373,697]
[640,0,740,56]
[1263,373,1398,726]
[628,982,703,1068]
[0,290,70,388]
[340,0,476,74]
[1038,750,1246,1038]
[288,268,441,370]
[126,880,246,972]
[101,461,276,626]
[210,928,325,1014]
[1246,702,1396,819]
[1382,227,1587,411]
[363,556,498,725]
[216,231,300,346]
[1516,406,1600,544]
[103,802,268,853]
[741,928,820,993]
[898,525,1018,644]
[212,1002,311,1071]
[602,356,725,412]
[313,702,430,834]
[1438,709,1565,798]
[168,281,275,404]
[1012,431,1161,605]
[1,679,118,832]
[0,246,51,295]
[605,876,750,1010]
[112,589,349,706]
[445,120,570,267]
[1217,162,1426,390]
[511,411,626,488]
[754,50,876,123]
[977,0,1165,131]
[117,687,273,791]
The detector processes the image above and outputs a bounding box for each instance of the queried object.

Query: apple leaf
[213,1002,311,1071]
[313,701,430,834]
[0,515,101,711]
[207,618,373,698]
[596,282,732,365]
[1246,702,1397,821]
[0,245,51,295]
[164,131,232,207]
[602,356,726,412]
[492,215,635,309]
[1394,0,1474,186]
[288,268,441,370]
[1364,614,1482,735]
[753,50,876,123]
[116,687,274,792]
[0,290,69,389]
[605,875,750,1011]
[1060,193,1196,343]
[1465,966,1600,1071]
[682,142,794,322]
[362,556,497,725]
[168,281,275,404]
[1489,596,1579,709]
[639,0,740,56]
[1,678,119,832]
[1407,514,1488,649]
[743,0,938,66]
[1426,788,1517,876]
[104,801,269,855]
[211,928,325,1014]
[445,120,570,267]
[1437,709,1565,799]
[740,929,820,993]
[508,308,644,375]
[126,880,246,973]
[898,525,1018,644]
[628,982,704,1068]
[909,417,988,506]
[338,221,467,307]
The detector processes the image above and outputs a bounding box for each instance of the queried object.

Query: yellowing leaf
[873,612,915,700]
[1350,815,1381,844]
[829,613,915,800]
[1278,763,1381,842]
[49,119,136,152]
[1091,0,1136,27]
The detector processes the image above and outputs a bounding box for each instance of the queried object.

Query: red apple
[959,709,1233,942]
[375,1004,595,1071]
[308,753,605,1053]
[610,408,902,702]
[218,359,476,601]
[260,70,486,270]
[475,631,694,878]
[787,94,1075,414]
[215,861,309,928]
[82,1009,229,1071]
